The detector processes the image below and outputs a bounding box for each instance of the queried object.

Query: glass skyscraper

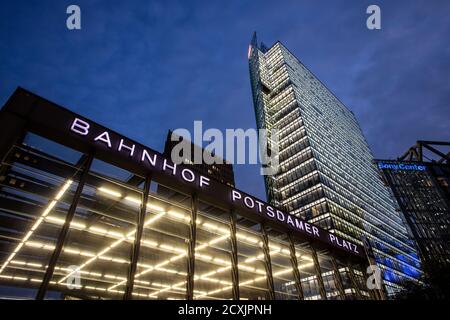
[248,33,421,296]
[376,157,450,267]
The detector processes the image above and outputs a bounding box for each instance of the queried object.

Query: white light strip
[124,196,141,205]
[195,262,315,299]
[58,210,166,284]
[15,223,314,300]
[0,179,73,274]
[147,234,289,298]
[14,189,312,300]
[97,187,122,198]
[43,200,316,300]
[44,215,86,230]
[123,195,165,213]
[110,220,308,298]
[108,225,231,292]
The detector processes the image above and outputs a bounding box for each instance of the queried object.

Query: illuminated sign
[71,118,211,188]
[66,116,363,257]
[230,190,360,254]
[377,162,426,171]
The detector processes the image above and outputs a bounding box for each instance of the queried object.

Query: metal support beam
[347,265,363,300]
[330,255,346,300]
[36,153,94,300]
[287,234,304,300]
[438,152,450,164]
[0,107,27,164]
[398,140,450,163]
[423,143,450,162]
[0,116,27,179]
[229,211,240,300]
[186,194,198,300]
[310,244,327,300]
[260,223,275,300]
[124,174,151,300]
[418,142,423,162]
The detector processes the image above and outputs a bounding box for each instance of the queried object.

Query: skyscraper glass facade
[376,160,450,266]
[248,34,422,296]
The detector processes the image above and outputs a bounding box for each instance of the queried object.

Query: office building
[163,130,235,187]
[248,33,421,296]
[376,141,450,266]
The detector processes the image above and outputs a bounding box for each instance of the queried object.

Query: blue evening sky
[1,0,449,200]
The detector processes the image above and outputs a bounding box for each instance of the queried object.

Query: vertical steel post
[310,244,327,300]
[36,153,94,300]
[124,174,151,300]
[229,211,240,300]
[0,109,27,166]
[330,255,346,300]
[347,264,363,300]
[287,234,304,300]
[260,223,275,300]
[186,194,198,300]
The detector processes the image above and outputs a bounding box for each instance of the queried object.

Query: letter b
[71,118,90,135]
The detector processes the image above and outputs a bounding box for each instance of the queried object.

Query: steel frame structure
[0,88,379,300]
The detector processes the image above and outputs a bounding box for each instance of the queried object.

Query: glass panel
[23,133,83,165]
[134,182,190,300]
[268,235,297,300]
[194,201,232,300]
[317,255,339,299]
[235,217,268,300]
[292,241,319,300]
[0,135,82,299]
[45,162,142,299]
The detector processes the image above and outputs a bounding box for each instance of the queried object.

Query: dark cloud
[1,0,449,200]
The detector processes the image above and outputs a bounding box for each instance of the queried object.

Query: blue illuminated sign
[377,162,427,171]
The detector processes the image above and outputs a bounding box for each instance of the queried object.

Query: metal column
[310,244,327,300]
[330,255,346,300]
[0,113,27,180]
[260,223,275,300]
[347,265,363,300]
[186,194,198,300]
[287,234,304,300]
[36,153,94,300]
[229,211,240,300]
[0,107,27,164]
[124,174,151,300]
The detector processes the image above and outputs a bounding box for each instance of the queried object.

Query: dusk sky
[1,0,449,200]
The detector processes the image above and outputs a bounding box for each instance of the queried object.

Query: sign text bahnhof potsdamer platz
[0,88,380,300]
